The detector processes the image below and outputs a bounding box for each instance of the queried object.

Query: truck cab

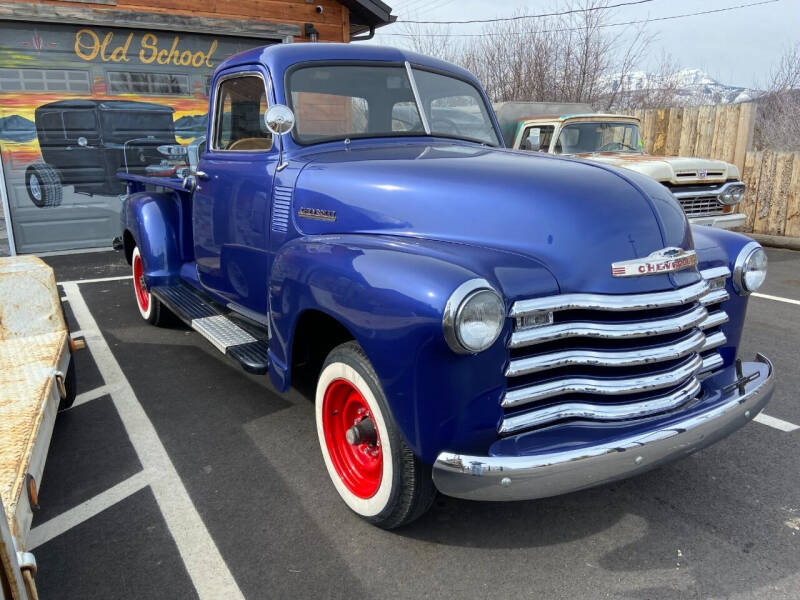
[496,102,747,230]
[117,43,774,529]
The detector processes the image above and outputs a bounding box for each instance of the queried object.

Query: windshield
[100,111,176,143]
[555,122,641,155]
[286,63,500,146]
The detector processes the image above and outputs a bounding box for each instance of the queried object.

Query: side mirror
[264,104,295,136]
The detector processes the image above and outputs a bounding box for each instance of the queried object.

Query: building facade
[0,0,393,255]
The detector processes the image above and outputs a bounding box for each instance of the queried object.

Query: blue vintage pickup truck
[117,43,774,529]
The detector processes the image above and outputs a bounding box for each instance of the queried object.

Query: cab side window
[521,125,554,152]
[213,74,272,151]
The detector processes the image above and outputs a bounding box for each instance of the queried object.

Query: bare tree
[754,43,800,151]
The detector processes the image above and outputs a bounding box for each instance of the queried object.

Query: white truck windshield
[555,122,641,155]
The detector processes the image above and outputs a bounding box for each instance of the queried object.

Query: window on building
[0,69,90,92]
[107,71,191,95]
[213,74,271,151]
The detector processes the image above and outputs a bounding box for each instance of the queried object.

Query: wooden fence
[633,103,800,238]
[740,150,800,237]
[631,103,755,173]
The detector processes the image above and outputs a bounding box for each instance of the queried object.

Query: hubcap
[132,253,150,313]
[29,174,41,201]
[322,378,383,499]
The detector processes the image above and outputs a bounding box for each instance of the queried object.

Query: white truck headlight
[720,183,745,206]
[733,242,767,294]
[443,279,505,354]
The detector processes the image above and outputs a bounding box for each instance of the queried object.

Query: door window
[521,125,555,152]
[213,74,272,152]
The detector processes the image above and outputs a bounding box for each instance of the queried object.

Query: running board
[150,283,270,375]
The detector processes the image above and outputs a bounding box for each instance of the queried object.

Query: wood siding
[0,0,350,41]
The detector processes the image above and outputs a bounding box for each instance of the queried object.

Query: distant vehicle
[496,102,747,229]
[118,44,773,529]
[26,99,179,207]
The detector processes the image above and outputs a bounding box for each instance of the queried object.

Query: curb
[747,233,800,251]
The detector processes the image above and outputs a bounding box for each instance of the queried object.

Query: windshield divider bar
[405,61,431,135]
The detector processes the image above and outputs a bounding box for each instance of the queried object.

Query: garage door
[0,22,274,253]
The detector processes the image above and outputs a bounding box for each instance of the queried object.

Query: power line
[382,0,781,37]
[397,0,658,24]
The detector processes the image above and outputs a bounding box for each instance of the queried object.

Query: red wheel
[132,246,151,318]
[130,245,172,326]
[322,379,383,499]
[316,342,436,528]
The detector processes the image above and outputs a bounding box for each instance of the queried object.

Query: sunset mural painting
[0,23,268,252]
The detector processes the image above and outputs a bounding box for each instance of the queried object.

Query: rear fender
[121,191,185,287]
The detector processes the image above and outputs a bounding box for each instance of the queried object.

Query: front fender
[692,225,760,366]
[122,191,185,287]
[269,234,558,464]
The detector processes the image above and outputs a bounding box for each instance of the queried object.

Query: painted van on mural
[0,23,270,252]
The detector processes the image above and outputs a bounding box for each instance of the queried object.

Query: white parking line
[754,413,800,432]
[70,384,111,409]
[28,471,149,550]
[57,275,132,285]
[753,292,800,306]
[61,282,245,600]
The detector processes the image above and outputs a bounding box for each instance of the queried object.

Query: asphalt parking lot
[26,247,800,599]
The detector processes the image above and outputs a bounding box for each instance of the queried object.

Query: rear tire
[131,245,172,326]
[316,341,436,529]
[25,163,63,208]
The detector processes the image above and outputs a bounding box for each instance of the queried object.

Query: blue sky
[370,0,800,88]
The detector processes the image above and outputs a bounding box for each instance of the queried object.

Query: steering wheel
[598,141,637,152]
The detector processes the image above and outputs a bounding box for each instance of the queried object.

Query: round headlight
[719,189,734,205]
[733,242,767,294]
[443,279,505,354]
[719,184,745,206]
[731,185,745,204]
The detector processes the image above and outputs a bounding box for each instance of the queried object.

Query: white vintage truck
[495,102,746,229]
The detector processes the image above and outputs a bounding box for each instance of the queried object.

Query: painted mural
[0,23,270,252]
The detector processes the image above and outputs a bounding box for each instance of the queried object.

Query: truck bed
[0,256,68,544]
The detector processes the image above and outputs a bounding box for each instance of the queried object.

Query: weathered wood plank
[678,106,699,157]
[650,108,669,155]
[784,153,800,238]
[694,105,714,158]
[664,107,682,156]
[720,105,739,165]
[753,151,777,234]
[767,153,793,236]
[741,150,763,232]
[732,103,755,173]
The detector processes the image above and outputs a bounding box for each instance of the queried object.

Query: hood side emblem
[298,207,336,222]
[612,247,697,277]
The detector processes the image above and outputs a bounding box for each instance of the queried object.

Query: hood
[576,153,738,185]
[292,141,695,295]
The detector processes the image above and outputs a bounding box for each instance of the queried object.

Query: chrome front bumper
[689,212,746,229]
[432,354,775,502]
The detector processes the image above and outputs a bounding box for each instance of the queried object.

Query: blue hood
[292,141,695,295]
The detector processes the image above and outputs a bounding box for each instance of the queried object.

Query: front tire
[25,163,63,207]
[316,341,436,529]
[131,246,172,326]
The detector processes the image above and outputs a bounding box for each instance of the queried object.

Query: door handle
[195,170,210,180]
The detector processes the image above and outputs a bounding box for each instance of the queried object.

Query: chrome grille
[501,268,730,435]
[678,195,725,216]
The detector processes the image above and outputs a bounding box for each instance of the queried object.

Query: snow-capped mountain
[603,68,760,105]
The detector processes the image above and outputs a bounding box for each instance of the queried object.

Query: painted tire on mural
[25,163,63,208]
